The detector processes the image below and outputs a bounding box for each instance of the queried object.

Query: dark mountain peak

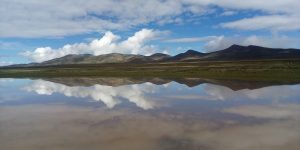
[178,49,204,57]
[247,45,258,47]
[223,44,266,53]
[150,53,170,57]
[227,44,246,50]
[227,44,267,50]
[168,49,205,61]
[61,54,92,58]
[185,49,202,54]
[247,45,265,49]
[205,44,300,61]
[10,45,300,67]
[148,53,171,61]
[232,44,243,47]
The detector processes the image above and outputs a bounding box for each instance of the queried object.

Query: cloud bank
[203,83,300,101]
[23,32,300,62]
[1,0,300,38]
[0,61,13,66]
[23,80,158,110]
[204,35,300,52]
[22,29,163,62]
[221,15,300,31]
[166,34,300,52]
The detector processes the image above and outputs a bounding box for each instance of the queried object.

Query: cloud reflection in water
[204,83,300,101]
[23,80,158,110]
[1,78,300,150]
[23,79,300,110]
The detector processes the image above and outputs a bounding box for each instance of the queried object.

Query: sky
[0,0,300,65]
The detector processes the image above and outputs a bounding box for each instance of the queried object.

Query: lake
[0,78,300,150]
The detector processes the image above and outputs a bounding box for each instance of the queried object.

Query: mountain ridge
[7,44,300,67]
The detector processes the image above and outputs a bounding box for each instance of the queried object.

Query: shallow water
[0,78,300,150]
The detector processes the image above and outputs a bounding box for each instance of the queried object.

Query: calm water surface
[0,78,300,150]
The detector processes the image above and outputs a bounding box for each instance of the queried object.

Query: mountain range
[43,77,299,90]
[9,44,300,67]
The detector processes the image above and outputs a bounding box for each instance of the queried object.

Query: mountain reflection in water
[0,77,300,150]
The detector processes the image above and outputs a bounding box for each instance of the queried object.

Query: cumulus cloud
[22,29,163,62]
[23,79,158,110]
[1,0,300,38]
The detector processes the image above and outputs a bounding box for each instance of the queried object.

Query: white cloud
[221,15,300,31]
[167,34,299,52]
[22,29,163,62]
[164,36,219,43]
[203,36,228,52]
[209,0,299,14]
[23,79,158,110]
[220,10,236,16]
[188,0,300,32]
[203,83,300,101]
[203,35,300,52]
[224,104,300,119]
[0,41,22,50]
[0,0,202,38]
[1,0,300,38]
[242,35,300,48]
[0,61,13,66]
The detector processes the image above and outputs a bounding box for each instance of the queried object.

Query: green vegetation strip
[1,59,300,82]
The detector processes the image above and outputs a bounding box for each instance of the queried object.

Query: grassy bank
[1,59,300,82]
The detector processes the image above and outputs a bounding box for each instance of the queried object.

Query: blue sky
[1,0,300,64]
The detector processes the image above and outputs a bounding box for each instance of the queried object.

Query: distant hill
[167,50,205,61]
[11,53,171,67]
[199,45,300,61]
[129,53,171,63]
[6,45,300,67]
[44,77,300,90]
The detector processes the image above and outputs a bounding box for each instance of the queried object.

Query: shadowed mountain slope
[199,45,300,61]
[6,45,300,67]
